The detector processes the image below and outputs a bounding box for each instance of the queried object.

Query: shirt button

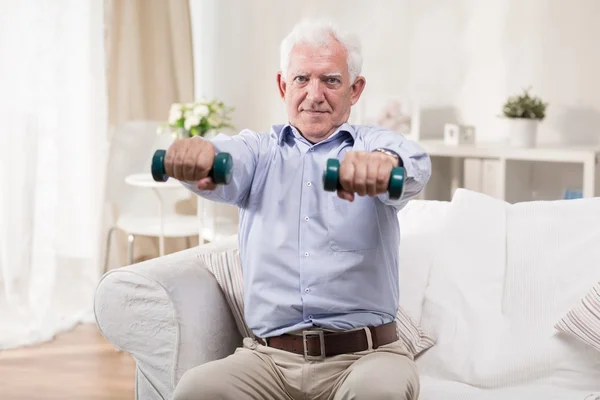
[309,148,314,151]
[307,182,312,187]
[304,252,309,257]
[308,315,313,320]
[304,216,309,221]
[304,288,310,293]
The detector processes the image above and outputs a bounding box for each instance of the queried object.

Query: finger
[194,148,210,181]
[183,146,198,181]
[376,163,391,194]
[164,142,178,178]
[197,177,216,191]
[173,143,187,180]
[353,159,367,196]
[339,160,355,193]
[337,189,354,202]
[366,160,379,196]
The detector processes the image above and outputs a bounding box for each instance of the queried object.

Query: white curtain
[104,0,197,265]
[0,0,108,349]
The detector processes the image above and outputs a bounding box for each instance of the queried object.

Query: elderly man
[169,19,431,400]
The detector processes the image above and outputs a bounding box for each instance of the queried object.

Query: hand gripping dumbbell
[322,158,405,200]
[151,149,233,184]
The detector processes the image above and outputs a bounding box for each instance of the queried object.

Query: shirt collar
[275,122,356,145]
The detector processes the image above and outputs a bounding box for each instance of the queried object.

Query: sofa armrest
[94,238,242,399]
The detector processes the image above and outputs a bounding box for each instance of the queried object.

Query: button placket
[300,147,318,322]
[299,151,311,311]
[301,150,313,258]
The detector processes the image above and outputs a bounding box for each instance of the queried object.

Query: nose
[306,79,325,103]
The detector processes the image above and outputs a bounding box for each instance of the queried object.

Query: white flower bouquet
[165,98,234,138]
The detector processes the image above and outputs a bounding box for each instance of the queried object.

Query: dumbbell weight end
[151,150,169,182]
[322,158,405,200]
[151,149,233,185]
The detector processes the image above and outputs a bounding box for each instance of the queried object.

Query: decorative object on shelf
[160,98,235,139]
[373,98,421,140]
[443,123,476,146]
[563,189,583,200]
[502,87,548,148]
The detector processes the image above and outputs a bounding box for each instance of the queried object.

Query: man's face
[277,38,366,143]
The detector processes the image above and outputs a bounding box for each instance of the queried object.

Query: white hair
[279,19,363,83]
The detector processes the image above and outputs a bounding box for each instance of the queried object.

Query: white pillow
[555,281,600,353]
[416,189,507,382]
[398,199,451,323]
[501,196,600,390]
[417,189,600,390]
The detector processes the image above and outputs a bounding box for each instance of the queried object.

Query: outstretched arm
[365,128,431,209]
[169,129,262,207]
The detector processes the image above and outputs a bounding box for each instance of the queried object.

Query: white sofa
[94,189,600,399]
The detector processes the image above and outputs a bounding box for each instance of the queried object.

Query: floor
[0,323,136,399]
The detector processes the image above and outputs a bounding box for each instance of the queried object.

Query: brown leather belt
[257,322,398,360]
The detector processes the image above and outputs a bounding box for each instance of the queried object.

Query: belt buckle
[302,330,325,361]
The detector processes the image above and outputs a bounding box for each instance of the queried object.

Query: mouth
[303,110,328,116]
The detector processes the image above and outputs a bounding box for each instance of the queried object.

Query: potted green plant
[502,87,548,148]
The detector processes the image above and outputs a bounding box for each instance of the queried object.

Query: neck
[292,123,345,144]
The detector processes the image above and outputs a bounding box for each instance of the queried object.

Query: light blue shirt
[182,122,431,338]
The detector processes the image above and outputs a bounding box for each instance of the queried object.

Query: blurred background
[0,0,599,398]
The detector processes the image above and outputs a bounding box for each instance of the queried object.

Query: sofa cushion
[197,247,253,339]
[393,304,435,356]
[418,377,600,400]
[198,245,435,357]
[398,199,451,323]
[417,189,600,391]
[555,281,600,353]
[416,189,507,381]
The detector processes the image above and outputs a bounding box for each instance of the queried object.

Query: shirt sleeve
[179,129,262,206]
[364,128,432,210]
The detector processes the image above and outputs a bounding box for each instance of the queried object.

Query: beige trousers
[173,336,420,400]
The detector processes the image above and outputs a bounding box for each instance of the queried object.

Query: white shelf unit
[417,139,600,202]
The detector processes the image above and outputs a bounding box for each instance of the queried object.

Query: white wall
[190,0,600,201]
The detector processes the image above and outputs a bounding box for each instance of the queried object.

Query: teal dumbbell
[322,158,405,200]
[151,149,233,184]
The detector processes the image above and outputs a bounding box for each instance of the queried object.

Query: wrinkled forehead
[287,40,349,76]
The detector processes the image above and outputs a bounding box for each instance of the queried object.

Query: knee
[173,365,228,400]
[345,381,411,400]
[347,383,417,400]
[342,372,419,400]
[366,385,416,400]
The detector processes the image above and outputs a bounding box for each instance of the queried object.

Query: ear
[277,72,287,99]
[349,76,366,106]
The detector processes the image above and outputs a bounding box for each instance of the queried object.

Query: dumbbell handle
[322,158,405,200]
[151,149,233,184]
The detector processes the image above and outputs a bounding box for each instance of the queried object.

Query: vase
[507,118,538,148]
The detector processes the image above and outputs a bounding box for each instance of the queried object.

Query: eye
[294,76,307,83]
[326,77,341,84]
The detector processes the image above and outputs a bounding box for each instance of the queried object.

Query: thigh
[173,346,293,400]
[331,349,420,400]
